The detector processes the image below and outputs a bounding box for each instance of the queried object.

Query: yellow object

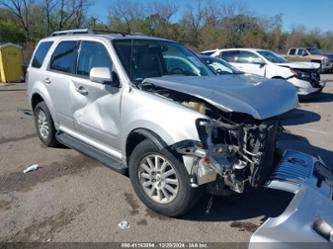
[0,43,24,83]
[182,101,206,114]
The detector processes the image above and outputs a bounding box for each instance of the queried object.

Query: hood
[143,75,298,120]
[323,53,333,57]
[324,54,333,61]
[276,61,320,70]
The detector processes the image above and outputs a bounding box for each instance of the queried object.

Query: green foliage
[0,9,25,43]
[0,1,332,54]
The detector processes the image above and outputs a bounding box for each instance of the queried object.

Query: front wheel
[129,139,201,217]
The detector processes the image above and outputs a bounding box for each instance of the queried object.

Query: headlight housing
[291,69,311,80]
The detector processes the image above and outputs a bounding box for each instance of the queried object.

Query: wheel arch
[31,93,45,111]
[30,89,59,130]
[125,128,168,164]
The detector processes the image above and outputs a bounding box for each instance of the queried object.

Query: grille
[297,68,321,87]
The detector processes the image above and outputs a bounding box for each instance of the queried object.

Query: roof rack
[50,29,128,37]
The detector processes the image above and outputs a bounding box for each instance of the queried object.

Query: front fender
[120,88,206,159]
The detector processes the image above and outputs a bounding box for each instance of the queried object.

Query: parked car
[286,47,333,73]
[28,29,320,218]
[209,48,325,98]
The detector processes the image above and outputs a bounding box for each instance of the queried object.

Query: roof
[219,48,269,52]
[0,43,22,49]
[41,29,173,43]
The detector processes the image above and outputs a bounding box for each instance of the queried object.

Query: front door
[231,51,267,76]
[70,41,122,158]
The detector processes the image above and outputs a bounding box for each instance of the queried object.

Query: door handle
[75,86,88,95]
[44,78,51,84]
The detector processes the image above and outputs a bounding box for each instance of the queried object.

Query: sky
[90,0,333,32]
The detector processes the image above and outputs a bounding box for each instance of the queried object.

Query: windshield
[307,47,323,55]
[200,56,243,75]
[112,39,212,83]
[257,50,288,63]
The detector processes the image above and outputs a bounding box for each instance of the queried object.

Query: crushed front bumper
[249,150,333,248]
[288,77,326,97]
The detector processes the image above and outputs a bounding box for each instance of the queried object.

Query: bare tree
[69,0,90,28]
[201,0,223,26]
[220,0,249,17]
[108,0,146,33]
[56,0,89,30]
[181,0,205,45]
[0,0,31,39]
[150,0,178,21]
[43,0,58,34]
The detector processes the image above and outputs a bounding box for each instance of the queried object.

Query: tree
[56,0,90,30]
[42,0,58,34]
[179,0,205,47]
[0,8,25,43]
[108,0,146,33]
[0,0,31,40]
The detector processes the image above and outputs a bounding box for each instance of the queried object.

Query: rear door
[69,40,122,157]
[47,40,80,131]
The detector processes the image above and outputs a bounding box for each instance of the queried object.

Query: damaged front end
[140,76,297,195]
[172,114,279,194]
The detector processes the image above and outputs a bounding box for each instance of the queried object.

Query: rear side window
[31,41,53,68]
[50,41,79,74]
[77,41,113,76]
[221,51,239,62]
[289,49,296,55]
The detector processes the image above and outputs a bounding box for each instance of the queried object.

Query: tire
[129,139,201,217]
[33,101,59,147]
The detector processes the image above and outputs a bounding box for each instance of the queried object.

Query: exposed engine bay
[141,82,280,194]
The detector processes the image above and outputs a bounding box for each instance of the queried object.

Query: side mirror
[252,58,266,67]
[89,67,120,87]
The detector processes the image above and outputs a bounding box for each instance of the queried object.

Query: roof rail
[50,29,127,37]
[50,29,90,37]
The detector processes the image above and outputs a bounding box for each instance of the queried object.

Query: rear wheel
[129,139,201,217]
[34,101,59,147]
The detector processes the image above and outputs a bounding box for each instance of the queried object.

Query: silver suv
[27,29,298,217]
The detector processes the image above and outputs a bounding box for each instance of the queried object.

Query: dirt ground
[0,75,332,243]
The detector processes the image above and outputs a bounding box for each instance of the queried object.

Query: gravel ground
[0,75,332,243]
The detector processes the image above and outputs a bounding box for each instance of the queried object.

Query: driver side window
[297,49,308,56]
[77,41,113,77]
[237,51,262,64]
